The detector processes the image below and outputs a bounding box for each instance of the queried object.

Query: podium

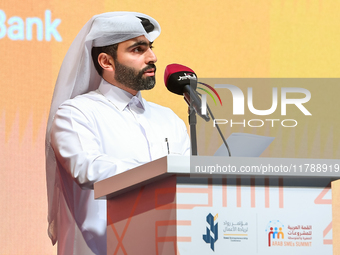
[94,155,338,255]
[94,156,190,255]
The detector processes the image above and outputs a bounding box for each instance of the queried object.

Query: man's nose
[146,48,157,64]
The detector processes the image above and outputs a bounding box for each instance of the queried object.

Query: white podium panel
[94,156,335,254]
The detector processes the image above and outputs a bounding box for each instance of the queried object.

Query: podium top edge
[94,156,340,199]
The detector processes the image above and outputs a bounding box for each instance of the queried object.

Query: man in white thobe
[45,12,190,255]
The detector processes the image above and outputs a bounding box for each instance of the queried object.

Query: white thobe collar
[97,79,145,111]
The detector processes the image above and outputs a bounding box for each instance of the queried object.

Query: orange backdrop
[1,0,340,254]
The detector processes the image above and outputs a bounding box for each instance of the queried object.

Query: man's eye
[132,46,153,53]
[133,47,142,52]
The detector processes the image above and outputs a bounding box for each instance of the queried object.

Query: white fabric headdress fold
[45,12,160,244]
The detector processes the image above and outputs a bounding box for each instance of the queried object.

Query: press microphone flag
[164,64,210,121]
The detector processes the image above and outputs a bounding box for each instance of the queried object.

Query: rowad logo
[203,213,219,251]
[265,220,285,247]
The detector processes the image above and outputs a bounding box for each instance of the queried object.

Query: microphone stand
[188,105,198,156]
[185,89,231,156]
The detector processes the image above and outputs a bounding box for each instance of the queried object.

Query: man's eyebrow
[127,40,153,49]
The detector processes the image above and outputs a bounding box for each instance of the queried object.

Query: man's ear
[98,53,115,72]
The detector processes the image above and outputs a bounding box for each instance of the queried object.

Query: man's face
[113,35,157,92]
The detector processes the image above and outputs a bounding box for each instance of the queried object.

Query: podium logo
[203,213,219,251]
[0,10,62,41]
[265,220,285,247]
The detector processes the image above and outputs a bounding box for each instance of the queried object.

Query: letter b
[0,10,6,39]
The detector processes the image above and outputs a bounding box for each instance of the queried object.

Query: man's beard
[114,60,156,91]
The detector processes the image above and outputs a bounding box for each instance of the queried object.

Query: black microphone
[164,64,210,122]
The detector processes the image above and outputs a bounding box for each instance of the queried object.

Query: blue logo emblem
[203,213,218,251]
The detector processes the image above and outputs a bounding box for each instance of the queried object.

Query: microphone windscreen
[164,64,197,95]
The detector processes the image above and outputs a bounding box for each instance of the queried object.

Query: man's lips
[144,69,156,76]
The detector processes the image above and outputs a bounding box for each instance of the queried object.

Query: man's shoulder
[55,91,109,121]
[60,91,103,108]
[144,100,176,115]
